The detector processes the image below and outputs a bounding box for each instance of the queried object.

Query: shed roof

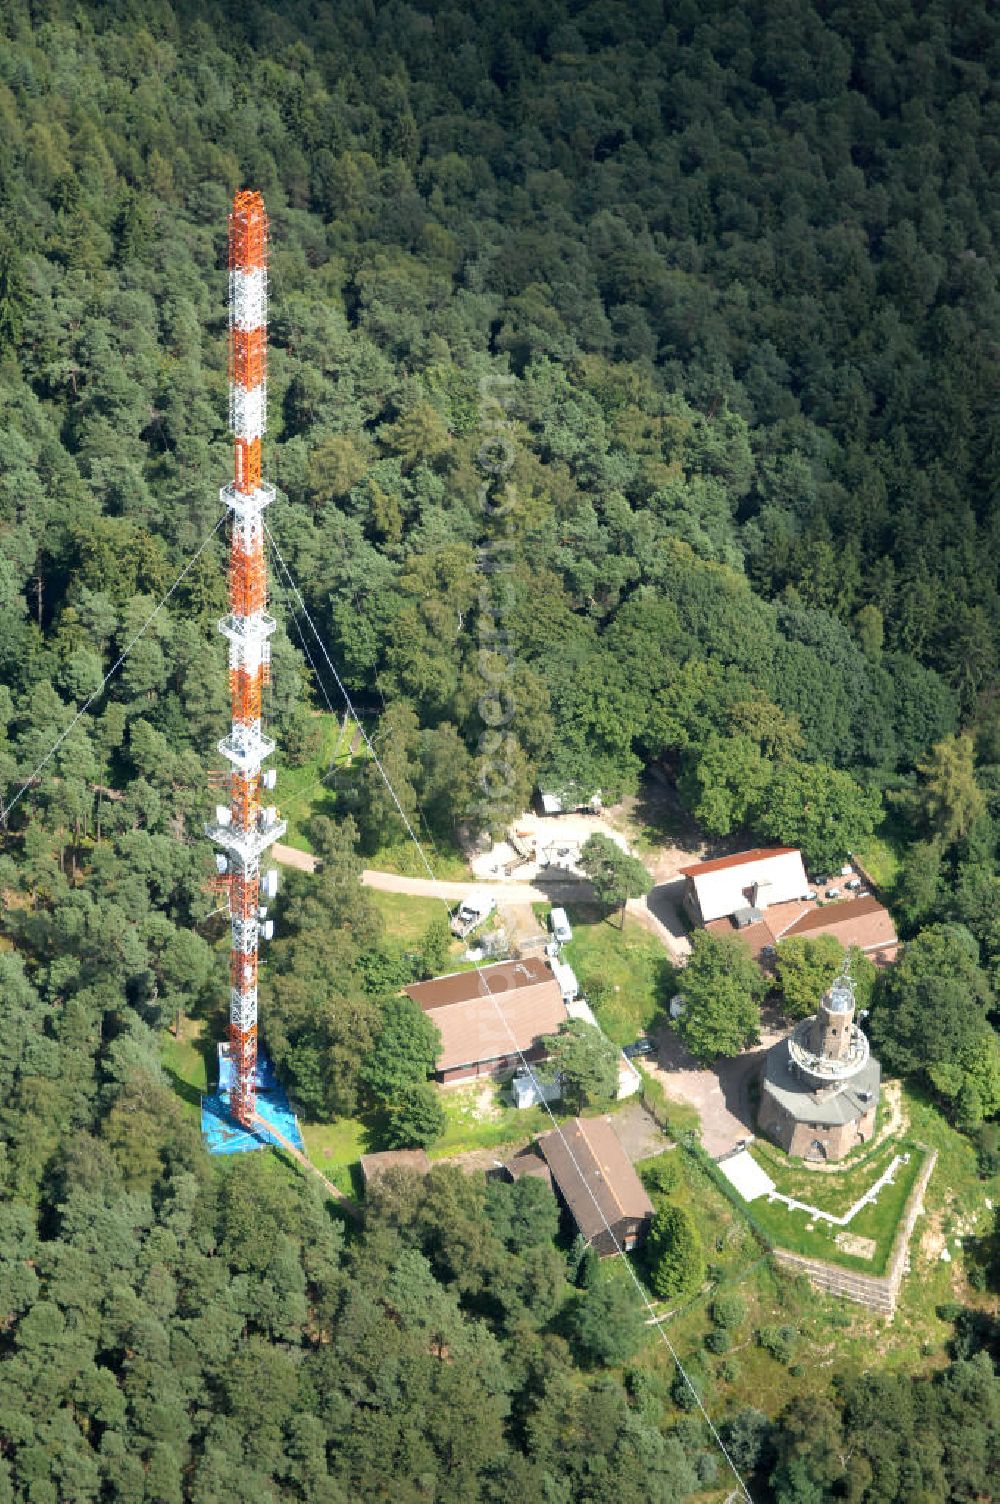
[405,956,552,1011]
[503,1146,554,1187]
[359,1148,431,1185]
[537,1116,653,1241]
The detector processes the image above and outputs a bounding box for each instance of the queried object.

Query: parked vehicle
[623,1037,653,1059]
[451,891,496,938]
[549,906,573,945]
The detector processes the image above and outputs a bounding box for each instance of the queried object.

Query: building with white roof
[680,847,809,926]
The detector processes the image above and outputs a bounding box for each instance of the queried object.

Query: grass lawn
[637,1147,763,1292]
[299,1115,375,1196]
[160,1019,212,1120]
[367,837,470,880]
[629,1146,783,1396]
[631,1145,935,1422]
[368,888,485,975]
[279,711,355,852]
[749,1135,906,1219]
[369,888,451,946]
[560,906,675,1045]
[743,1141,927,1274]
[430,1079,550,1158]
[854,809,910,897]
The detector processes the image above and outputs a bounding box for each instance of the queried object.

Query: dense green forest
[2,0,1000,1498]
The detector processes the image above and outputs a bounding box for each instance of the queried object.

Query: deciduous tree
[383,1081,447,1149]
[541,1018,619,1111]
[674,931,763,1064]
[578,832,652,927]
[360,995,441,1103]
[754,761,881,872]
[774,934,845,1020]
[871,924,992,1096]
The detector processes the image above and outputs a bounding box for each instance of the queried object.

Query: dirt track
[272,842,319,872]
[361,869,593,904]
[271,844,594,905]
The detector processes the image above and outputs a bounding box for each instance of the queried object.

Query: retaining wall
[774,1146,937,1316]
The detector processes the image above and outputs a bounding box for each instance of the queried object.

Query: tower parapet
[787,964,869,1083]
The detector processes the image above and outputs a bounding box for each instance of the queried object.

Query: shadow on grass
[163,1065,202,1112]
[197,1026,218,1085]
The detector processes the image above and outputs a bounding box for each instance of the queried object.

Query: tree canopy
[871,924,993,1121]
[541,1018,620,1113]
[578,831,653,927]
[2,0,1000,1497]
[673,931,764,1064]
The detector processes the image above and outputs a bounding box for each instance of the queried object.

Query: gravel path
[272,844,596,904]
[272,842,319,872]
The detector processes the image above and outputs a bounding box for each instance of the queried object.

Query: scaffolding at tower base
[205,190,286,1130]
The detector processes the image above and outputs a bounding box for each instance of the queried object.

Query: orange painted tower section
[207,191,285,1129]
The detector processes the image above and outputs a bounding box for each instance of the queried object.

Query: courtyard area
[642,1018,788,1157]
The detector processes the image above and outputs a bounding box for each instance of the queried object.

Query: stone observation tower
[758,964,880,1161]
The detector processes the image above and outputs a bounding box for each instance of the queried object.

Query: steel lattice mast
[207,190,286,1129]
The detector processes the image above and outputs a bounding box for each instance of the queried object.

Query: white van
[549,906,573,945]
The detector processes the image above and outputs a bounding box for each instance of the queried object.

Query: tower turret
[760,957,881,1161]
[786,960,869,1085]
[810,967,855,1062]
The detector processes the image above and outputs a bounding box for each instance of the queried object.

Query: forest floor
[602,771,706,867]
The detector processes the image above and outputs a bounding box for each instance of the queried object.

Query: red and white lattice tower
[207,191,286,1129]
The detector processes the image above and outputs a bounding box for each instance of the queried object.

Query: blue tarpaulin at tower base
[217,1043,282,1096]
[201,1046,305,1156]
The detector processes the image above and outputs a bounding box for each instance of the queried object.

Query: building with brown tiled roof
[707,893,898,966]
[536,1116,653,1255]
[404,957,567,1084]
[779,894,898,963]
